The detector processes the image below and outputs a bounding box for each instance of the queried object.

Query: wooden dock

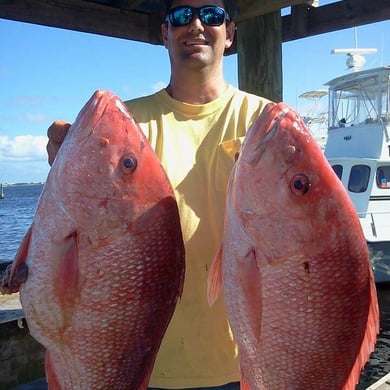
[0,293,24,324]
[367,373,390,389]
[0,293,46,389]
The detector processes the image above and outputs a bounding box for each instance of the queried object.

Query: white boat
[299,89,328,150]
[323,54,390,283]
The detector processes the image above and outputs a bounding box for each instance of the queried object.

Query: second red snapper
[2,90,185,389]
[208,102,379,389]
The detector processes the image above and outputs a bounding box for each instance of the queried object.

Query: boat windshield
[348,164,371,193]
[377,166,390,189]
[329,71,390,129]
[332,164,343,179]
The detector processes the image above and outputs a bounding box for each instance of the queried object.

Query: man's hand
[0,263,28,294]
[46,120,71,166]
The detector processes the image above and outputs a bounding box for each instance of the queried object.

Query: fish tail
[207,246,223,306]
[342,274,380,390]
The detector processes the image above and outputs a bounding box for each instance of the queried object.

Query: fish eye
[290,174,310,195]
[121,154,137,174]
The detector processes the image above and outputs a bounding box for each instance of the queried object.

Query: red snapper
[2,90,185,389]
[208,102,379,390]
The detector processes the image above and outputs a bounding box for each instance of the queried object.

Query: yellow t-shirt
[126,85,270,389]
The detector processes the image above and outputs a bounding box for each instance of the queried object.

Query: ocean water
[0,184,389,387]
[0,183,44,264]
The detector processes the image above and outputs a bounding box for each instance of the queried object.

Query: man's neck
[166,70,228,104]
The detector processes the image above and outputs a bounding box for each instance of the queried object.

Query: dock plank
[367,372,390,389]
[0,293,24,324]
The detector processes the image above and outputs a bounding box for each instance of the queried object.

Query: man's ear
[225,21,236,49]
[161,23,169,48]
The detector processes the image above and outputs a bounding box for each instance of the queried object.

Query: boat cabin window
[376,166,390,188]
[329,73,390,129]
[348,165,370,193]
[332,164,343,179]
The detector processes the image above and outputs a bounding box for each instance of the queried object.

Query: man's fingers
[46,121,71,166]
[47,120,71,143]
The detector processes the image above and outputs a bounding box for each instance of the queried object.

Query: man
[47,1,271,388]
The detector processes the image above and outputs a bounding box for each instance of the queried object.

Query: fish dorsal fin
[342,276,380,390]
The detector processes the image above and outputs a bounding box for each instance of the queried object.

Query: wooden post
[236,11,283,102]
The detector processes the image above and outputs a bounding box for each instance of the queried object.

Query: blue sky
[0,11,389,183]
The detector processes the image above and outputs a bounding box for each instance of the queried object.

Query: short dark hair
[161,0,237,21]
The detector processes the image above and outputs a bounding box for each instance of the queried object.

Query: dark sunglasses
[165,5,231,27]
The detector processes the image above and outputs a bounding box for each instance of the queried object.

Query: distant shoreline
[2,182,44,187]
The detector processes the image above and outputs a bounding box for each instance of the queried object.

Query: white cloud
[13,96,45,105]
[0,135,47,161]
[0,112,48,125]
[26,113,47,123]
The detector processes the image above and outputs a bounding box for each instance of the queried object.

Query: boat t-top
[323,49,390,283]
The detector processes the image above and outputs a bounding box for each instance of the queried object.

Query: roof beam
[283,0,390,42]
[236,0,316,22]
[0,0,162,44]
[0,0,388,46]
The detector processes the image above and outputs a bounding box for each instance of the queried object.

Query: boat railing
[357,210,390,239]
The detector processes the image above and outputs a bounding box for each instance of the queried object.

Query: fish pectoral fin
[237,248,264,342]
[53,230,80,306]
[1,225,32,294]
[207,246,223,306]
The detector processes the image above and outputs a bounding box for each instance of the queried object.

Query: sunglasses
[165,5,231,27]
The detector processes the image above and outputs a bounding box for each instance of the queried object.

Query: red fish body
[5,90,185,389]
[208,102,379,390]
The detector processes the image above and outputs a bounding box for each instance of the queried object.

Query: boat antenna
[331,28,377,72]
[331,48,377,72]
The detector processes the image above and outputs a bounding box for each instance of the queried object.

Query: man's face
[161,0,235,71]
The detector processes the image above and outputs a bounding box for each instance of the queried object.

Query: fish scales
[208,102,379,390]
[3,90,185,389]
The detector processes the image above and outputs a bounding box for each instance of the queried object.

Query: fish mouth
[262,108,289,141]
[248,106,290,165]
